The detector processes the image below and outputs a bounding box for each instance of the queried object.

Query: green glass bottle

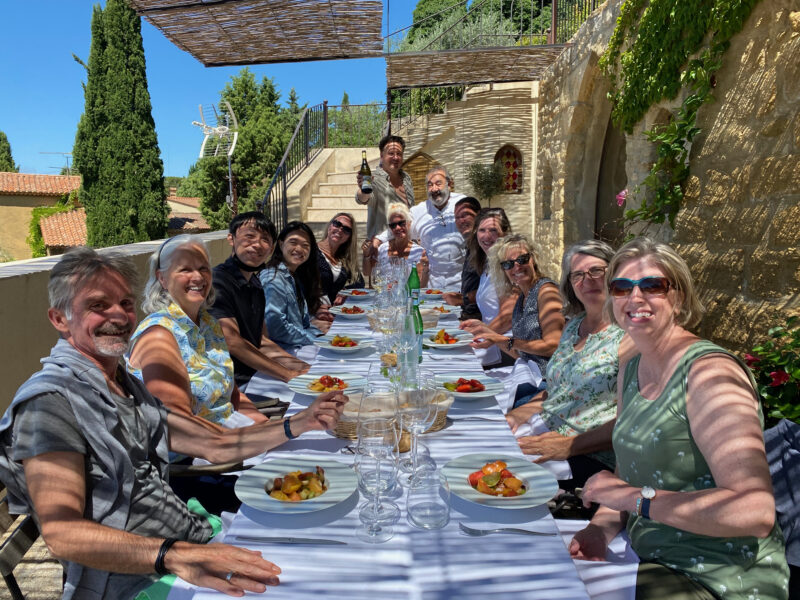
[406,264,420,296]
[411,289,424,363]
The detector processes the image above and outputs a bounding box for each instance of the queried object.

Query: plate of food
[435,374,503,400]
[314,334,373,354]
[287,373,367,396]
[235,457,358,515]
[427,303,460,319]
[339,288,375,300]
[422,328,473,349]
[442,453,558,509]
[420,288,444,300]
[329,305,368,319]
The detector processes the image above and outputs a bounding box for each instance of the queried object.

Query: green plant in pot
[467,162,503,205]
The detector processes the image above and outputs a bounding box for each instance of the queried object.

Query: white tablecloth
[167,314,633,599]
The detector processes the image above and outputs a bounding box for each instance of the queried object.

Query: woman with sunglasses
[260,221,331,350]
[572,238,787,599]
[505,240,634,487]
[317,212,362,305]
[362,203,429,286]
[467,234,565,392]
[459,208,517,366]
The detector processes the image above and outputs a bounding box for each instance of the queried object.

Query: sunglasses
[608,277,671,297]
[330,219,352,235]
[388,220,407,229]
[500,253,531,271]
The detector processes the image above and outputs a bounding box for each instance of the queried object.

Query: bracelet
[634,496,643,517]
[283,417,297,440]
[155,538,178,575]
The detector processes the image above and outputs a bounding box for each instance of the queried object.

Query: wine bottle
[359,150,373,194]
[406,264,420,296]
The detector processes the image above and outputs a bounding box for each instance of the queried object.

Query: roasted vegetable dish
[443,378,486,393]
[468,461,526,497]
[307,375,348,392]
[266,466,327,502]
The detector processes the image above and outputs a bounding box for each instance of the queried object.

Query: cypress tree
[0,130,17,172]
[73,0,167,247]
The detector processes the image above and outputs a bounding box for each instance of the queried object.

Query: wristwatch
[506,336,514,351]
[639,486,656,519]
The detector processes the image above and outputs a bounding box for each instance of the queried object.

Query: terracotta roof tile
[168,212,211,233]
[169,196,201,209]
[39,208,88,248]
[0,172,81,196]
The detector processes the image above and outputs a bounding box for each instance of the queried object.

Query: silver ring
[225,571,235,582]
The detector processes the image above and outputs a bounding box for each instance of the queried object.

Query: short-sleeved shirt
[209,256,265,387]
[356,164,414,239]
[127,302,235,426]
[409,195,466,290]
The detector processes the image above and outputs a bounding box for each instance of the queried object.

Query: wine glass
[397,369,438,486]
[355,377,400,542]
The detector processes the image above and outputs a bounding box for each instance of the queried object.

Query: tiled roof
[0,172,81,196]
[169,196,201,209]
[38,209,212,250]
[39,208,88,248]
[168,212,211,233]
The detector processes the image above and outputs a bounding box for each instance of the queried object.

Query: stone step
[309,195,362,210]
[318,182,358,196]
[325,171,359,185]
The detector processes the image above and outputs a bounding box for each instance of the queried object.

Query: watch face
[641,486,656,499]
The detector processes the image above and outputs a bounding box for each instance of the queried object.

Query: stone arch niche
[561,51,617,245]
[494,144,523,193]
[594,113,627,246]
[402,151,439,206]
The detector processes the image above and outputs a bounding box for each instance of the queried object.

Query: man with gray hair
[408,165,466,289]
[0,247,346,599]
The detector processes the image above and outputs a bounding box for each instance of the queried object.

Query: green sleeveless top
[614,341,789,600]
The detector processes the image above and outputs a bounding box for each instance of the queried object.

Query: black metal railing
[260,101,387,229]
[554,0,599,44]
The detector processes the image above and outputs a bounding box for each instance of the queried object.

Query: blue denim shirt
[259,263,321,350]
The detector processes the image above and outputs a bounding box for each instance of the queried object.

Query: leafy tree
[73,0,167,247]
[164,176,184,193]
[0,130,18,172]
[27,192,79,257]
[407,0,467,45]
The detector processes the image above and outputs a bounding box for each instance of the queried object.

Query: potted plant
[467,162,503,205]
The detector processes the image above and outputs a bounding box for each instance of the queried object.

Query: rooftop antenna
[40,152,73,175]
[191,101,239,213]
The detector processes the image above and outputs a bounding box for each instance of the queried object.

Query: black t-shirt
[209,256,265,387]
[460,247,481,320]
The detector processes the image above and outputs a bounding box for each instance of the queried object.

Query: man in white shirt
[409,166,466,290]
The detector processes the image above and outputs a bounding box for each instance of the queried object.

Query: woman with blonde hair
[317,212,361,305]
[572,237,788,599]
[362,202,429,286]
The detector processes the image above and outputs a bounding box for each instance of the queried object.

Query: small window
[494,145,523,194]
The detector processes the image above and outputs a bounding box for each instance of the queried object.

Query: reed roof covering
[128,0,385,66]
[385,45,567,89]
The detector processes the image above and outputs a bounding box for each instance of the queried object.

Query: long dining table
[166,300,624,600]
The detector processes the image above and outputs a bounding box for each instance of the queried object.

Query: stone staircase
[300,148,378,242]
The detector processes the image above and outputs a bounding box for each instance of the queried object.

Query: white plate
[420,303,460,319]
[314,334,374,353]
[235,457,358,515]
[287,373,367,396]
[435,374,504,400]
[422,327,473,349]
[339,288,375,301]
[329,305,368,319]
[442,453,558,509]
[419,290,445,300]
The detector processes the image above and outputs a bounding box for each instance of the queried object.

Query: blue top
[259,263,321,350]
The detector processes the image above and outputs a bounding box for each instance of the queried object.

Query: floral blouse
[126,302,234,426]
[540,315,624,467]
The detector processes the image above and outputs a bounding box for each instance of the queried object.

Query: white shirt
[409,194,466,290]
[475,271,511,366]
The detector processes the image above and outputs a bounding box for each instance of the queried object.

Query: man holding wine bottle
[355,135,414,262]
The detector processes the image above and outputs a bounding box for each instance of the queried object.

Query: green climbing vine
[599,0,761,227]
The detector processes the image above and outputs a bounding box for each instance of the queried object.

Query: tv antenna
[40,152,73,175]
[192,101,239,212]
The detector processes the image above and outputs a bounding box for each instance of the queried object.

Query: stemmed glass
[355,376,400,543]
[398,369,438,486]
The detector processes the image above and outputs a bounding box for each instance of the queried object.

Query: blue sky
[0,1,415,178]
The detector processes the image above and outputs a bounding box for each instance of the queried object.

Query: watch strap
[641,497,652,519]
[283,417,297,440]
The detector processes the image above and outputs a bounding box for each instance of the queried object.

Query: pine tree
[0,130,18,172]
[73,0,167,247]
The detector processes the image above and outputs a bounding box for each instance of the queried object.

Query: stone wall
[670,1,800,351]
[535,0,799,352]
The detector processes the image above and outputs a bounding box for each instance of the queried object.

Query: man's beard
[92,324,132,357]
[429,188,450,208]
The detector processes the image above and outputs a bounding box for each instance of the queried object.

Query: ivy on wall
[599,0,761,227]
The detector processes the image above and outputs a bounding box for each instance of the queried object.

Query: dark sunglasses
[500,253,531,271]
[608,276,671,297]
[330,219,352,235]
[388,220,407,229]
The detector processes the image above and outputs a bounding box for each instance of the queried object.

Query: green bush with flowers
[744,315,800,427]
